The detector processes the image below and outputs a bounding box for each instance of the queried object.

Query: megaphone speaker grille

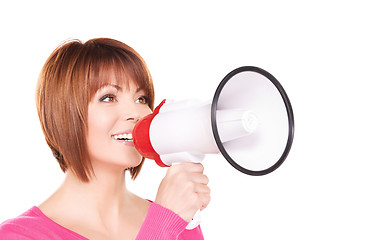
[211,66,294,176]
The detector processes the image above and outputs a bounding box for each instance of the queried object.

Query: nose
[126,116,140,123]
[125,109,141,123]
[124,104,151,123]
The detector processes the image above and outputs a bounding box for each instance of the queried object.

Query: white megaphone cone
[133,99,260,165]
[132,66,295,229]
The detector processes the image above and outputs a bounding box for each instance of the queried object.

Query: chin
[127,157,143,168]
[123,154,144,168]
[91,153,143,171]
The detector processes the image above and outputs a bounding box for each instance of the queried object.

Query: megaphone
[133,66,294,176]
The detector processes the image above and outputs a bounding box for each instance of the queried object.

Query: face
[86,80,152,170]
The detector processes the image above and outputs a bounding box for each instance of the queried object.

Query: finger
[183,162,204,173]
[194,184,210,194]
[168,163,204,175]
[198,193,211,211]
[190,174,209,185]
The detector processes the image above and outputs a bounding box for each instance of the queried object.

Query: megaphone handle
[163,153,205,229]
[186,209,201,230]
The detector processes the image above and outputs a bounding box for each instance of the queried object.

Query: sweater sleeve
[136,202,202,240]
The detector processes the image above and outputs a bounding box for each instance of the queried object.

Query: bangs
[84,40,154,110]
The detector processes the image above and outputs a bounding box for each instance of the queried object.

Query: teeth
[111,133,133,141]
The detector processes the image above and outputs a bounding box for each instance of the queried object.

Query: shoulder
[129,192,151,218]
[0,207,46,239]
[0,207,41,229]
[0,207,87,240]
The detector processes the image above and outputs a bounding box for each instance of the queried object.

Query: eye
[136,95,148,104]
[99,94,117,103]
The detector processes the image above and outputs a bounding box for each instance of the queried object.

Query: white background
[0,1,370,239]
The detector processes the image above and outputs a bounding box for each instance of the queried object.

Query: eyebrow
[110,84,122,91]
[136,87,145,93]
[97,84,122,92]
[101,84,145,94]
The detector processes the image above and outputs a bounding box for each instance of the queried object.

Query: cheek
[141,105,152,118]
[86,107,116,146]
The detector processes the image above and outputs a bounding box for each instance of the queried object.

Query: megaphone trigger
[186,210,202,230]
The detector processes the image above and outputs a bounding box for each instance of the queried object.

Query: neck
[65,164,131,214]
[41,165,132,228]
[39,163,150,239]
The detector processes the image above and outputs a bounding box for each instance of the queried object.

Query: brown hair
[36,38,155,182]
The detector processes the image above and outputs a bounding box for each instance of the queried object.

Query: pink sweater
[0,202,203,239]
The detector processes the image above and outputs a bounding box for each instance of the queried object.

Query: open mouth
[111,133,133,142]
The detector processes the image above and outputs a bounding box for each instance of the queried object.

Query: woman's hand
[155,163,211,222]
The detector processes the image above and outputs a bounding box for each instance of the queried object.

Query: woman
[0,38,210,239]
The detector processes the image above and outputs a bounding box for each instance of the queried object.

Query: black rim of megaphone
[211,66,295,176]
